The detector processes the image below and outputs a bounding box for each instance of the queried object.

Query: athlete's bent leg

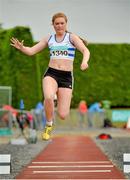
[57,88,72,120]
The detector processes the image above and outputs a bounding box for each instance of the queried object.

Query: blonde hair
[52,12,88,46]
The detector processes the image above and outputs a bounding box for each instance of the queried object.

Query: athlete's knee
[58,110,69,120]
[44,97,54,105]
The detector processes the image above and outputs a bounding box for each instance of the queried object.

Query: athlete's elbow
[28,50,39,56]
[27,50,35,56]
[28,52,34,56]
[22,47,34,56]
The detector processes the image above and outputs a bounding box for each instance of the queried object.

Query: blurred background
[0,0,130,135]
[0,2,130,179]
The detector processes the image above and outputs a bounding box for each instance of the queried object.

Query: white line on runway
[33,169,111,174]
[32,161,111,164]
[28,165,113,168]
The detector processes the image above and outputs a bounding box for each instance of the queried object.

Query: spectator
[88,102,104,127]
[88,102,103,113]
[26,112,34,129]
[16,112,29,134]
[2,104,18,128]
[78,100,88,127]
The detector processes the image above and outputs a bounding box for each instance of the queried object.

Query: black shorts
[43,67,73,89]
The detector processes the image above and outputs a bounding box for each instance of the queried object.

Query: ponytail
[79,37,88,46]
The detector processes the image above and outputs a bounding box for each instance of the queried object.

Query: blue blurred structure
[35,102,43,110]
[35,102,46,129]
[88,102,103,113]
[20,99,24,110]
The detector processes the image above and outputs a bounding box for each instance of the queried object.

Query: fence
[0,109,107,129]
[0,86,12,108]
[54,109,106,129]
[0,108,114,135]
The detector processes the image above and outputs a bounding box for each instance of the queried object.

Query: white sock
[46,121,53,126]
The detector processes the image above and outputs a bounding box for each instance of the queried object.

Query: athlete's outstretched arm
[71,34,90,71]
[10,36,49,56]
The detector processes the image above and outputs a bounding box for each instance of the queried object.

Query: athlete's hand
[10,37,24,50]
[80,62,89,71]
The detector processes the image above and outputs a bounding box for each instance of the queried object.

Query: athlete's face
[53,17,67,34]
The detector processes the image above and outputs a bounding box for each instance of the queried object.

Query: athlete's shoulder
[70,33,79,40]
[46,34,54,42]
[69,33,79,45]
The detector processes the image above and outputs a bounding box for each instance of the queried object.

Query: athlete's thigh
[42,76,58,99]
[57,88,73,113]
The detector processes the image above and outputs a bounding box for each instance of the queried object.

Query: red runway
[16,136,125,179]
